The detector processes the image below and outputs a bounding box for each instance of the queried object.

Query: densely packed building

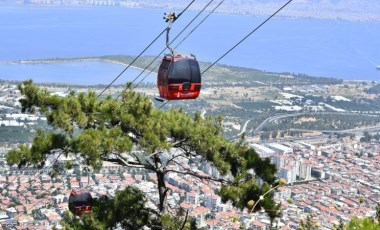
[0,136,379,229]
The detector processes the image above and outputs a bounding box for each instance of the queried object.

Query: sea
[0,3,379,85]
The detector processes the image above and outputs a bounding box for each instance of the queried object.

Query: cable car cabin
[157,54,201,100]
[68,190,92,215]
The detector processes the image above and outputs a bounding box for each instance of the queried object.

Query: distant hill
[159,0,380,22]
[98,55,343,87]
[0,55,343,87]
[17,0,380,22]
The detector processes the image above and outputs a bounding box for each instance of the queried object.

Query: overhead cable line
[97,0,196,98]
[5,151,62,195]
[174,0,225,50]
[158,100,170,110]
[12,152,63,221]
[127,0,215,91]
[202,0,293,75]
[159,0,293,110]
[14,178,60,223]
[134,0,225,88]
[97,30,165,98]
[7,170,23,187]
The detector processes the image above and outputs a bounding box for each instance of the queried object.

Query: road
[252,112,380,134]
[237,119,251,136]
[253,113,304,134]
[289,125,380,134]
[200,109,207,119]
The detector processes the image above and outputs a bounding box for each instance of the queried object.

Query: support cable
[174,0,225,50]
[202,0,293,75]
[134,0,225,88]
[97,0,196,98]
[158,0,293,110]
[12,152,63,221]
[126,0,215,92]
[158,100,170,110]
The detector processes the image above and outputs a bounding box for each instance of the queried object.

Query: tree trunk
[156,170,168,213]
[154,155,168,213]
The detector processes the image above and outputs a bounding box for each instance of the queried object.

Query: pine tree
[7,81,279,227]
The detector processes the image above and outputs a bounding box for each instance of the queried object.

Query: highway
[252,112,380,134]
[237,119,251,136]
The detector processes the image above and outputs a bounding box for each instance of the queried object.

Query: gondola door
[158,57,172,99]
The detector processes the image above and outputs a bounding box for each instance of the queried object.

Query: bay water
[0,4,379,84]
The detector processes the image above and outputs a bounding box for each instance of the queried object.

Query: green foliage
[64,187,151,229]
[63,211,106,230]
[220,178,280,219]
[35,192,48,199]
[63,186,196,230]
[161,214,197,230]
[97,186,152,229]
[8,81,278,225]
[346,217,380,230]
[7,130,68,168]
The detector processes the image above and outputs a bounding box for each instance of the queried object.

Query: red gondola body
[68,189,92,215]
[157,54,201,100]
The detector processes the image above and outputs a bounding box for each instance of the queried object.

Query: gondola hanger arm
[164,12,178,56]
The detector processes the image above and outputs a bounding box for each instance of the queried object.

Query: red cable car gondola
[158,53,201,100]
[156,12,202,101]
[68,189,92,214]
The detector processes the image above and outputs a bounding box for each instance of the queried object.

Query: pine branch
[166,168,232,185]
[102,155,154,170]
[171,139,187,148]
[179,210,189,230]
[165,153,188,167]
[134,153,157,171]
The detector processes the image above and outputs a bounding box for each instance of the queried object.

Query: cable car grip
[164,12,178,56]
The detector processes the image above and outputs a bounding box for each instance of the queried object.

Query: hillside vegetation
[1,55,378,141]
[366,84,380,94]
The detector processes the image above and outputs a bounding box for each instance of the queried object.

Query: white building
[274,187,292,201]
[0,212,12,225]
[52,195,65,204]
[280,166,297,183]
[203,192,221,209]
[266,143,293,154]
[272,154,286,169]
[299,142,316,150]
[201,161,220,178]
[186,191,200,205]
[250,144,276,158]
[299,163,312,180]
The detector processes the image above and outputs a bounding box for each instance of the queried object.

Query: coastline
[0,58,158,75]
[8,2,380,23]
[0,56,377,83]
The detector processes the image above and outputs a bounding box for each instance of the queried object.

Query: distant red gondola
[68,189,92,214]
[156,12,202,101]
